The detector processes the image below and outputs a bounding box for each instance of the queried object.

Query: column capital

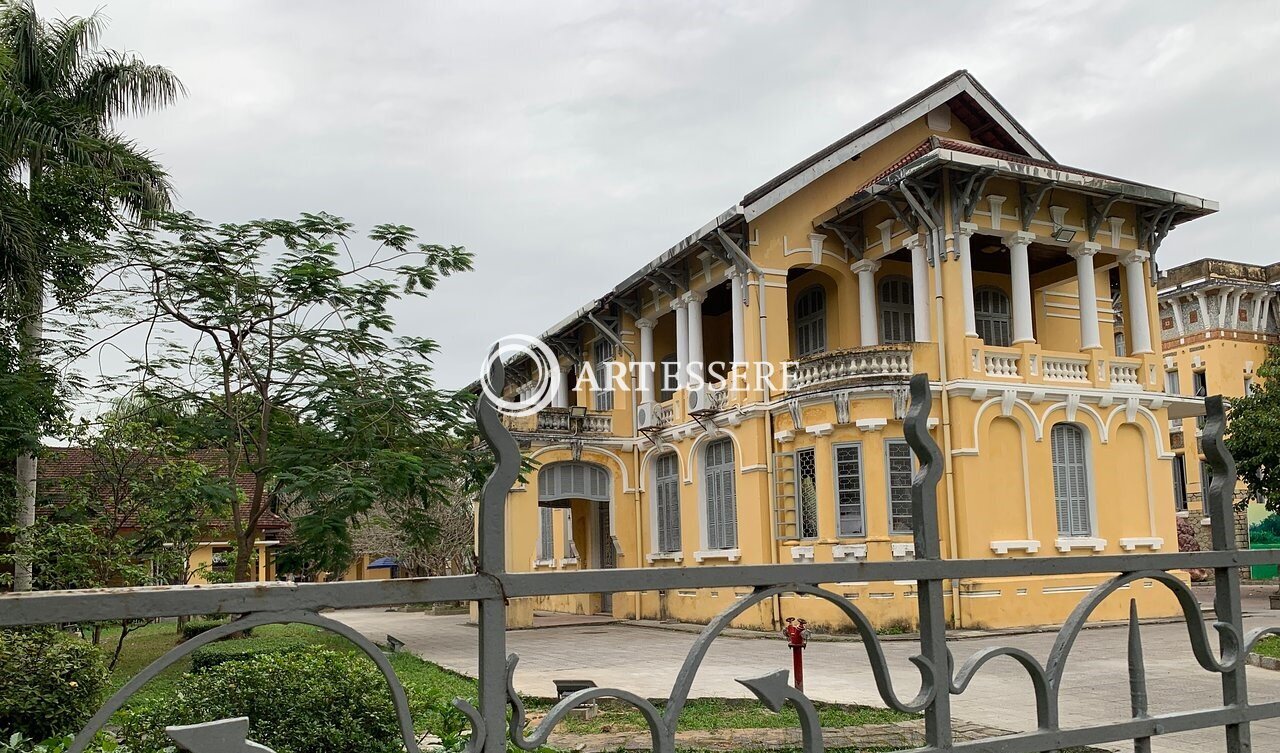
[1067,241,1102,259]
[635,317,656,330]
[683,290,707,305]
[1121,249,1151,266]
[1008,230,1036,246]
[902,234,925,251]
[669,297,687,312]
[850,258,881,275]
[957,221,978,237]
[723,266,745,281]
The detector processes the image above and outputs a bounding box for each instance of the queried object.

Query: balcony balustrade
[1042,355,1091,384]
[785,345,913,392]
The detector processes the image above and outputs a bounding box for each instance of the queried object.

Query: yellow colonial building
[1158,258,1276,531]
[496,71,1214,631]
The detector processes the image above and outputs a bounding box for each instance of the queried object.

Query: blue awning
[368,557,399,569]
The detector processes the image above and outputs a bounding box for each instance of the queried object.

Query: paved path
[332,587,1280,753]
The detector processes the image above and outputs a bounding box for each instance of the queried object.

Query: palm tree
[0,0,183,590]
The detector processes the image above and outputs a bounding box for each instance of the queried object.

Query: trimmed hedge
[0,629,108,742]
[116,649,401,753]
[178,618,228,641]
[189,636,310,672]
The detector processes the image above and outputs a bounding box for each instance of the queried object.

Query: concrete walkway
[332,586,1280,753]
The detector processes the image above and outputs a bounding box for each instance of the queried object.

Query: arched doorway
[538,461,615,612]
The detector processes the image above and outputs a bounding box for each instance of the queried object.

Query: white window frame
[879,276,915,344]
[833,442,865,537]
[702,438,738,551]
[1172,454,1188,512]
[974,286,1012,347]
[794,285,827,358]
[537,506,555,563]
[795,446,819,540]
[1165,367,1180,395]
[1050,423,1095,538]
[653,453,682,554]
[885,439,915,534]
[593,339,615,411]
[562,509,578,560]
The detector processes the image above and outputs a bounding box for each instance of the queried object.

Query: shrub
[0,629,108,742]
[117,649,400,753]
[189,636,310,672]
[178,618,228,641]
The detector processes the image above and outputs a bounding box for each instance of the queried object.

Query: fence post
[1202,394,1250,752]
[477,354,523,753]
[903,374,951,748]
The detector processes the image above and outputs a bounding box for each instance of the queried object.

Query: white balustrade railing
[1110,360,1142,390]
[1043,356,1091,383]
[653,402,674,426]
[534,408,613,433]
[983,350,1021,378]
[785,346,913,391]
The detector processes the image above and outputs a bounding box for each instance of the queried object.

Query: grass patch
[1254,635,1280,659]
[547,697,914,734]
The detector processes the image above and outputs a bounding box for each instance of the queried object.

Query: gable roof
[739,70,1053,221]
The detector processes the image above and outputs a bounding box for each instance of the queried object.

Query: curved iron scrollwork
[26,373,1277,753]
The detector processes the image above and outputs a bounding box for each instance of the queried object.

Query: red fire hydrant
[782,617,811,691]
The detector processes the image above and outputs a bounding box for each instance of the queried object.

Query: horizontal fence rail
[2,365,1279,753]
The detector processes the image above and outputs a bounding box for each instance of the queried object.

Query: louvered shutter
[1051,424,1091,536]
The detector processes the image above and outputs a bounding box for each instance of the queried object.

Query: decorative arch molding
[1104,404,1173,459]
[1040,401,1109,444]
[686,427,743,485]
[962,394,1043,454]
[528,444,632,494]
[639,443,684,493]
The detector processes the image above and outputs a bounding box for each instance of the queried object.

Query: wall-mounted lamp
[568,406,587,418]
[1052,226,1077,243]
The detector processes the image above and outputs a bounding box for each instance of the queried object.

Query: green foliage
[177,619,227,641]
[116,649,402,753]
[188,636,308,672]
[1228,346,1280,514]
[0,629,108,742]
[1251,514,1280,547]
[113,211,481,581]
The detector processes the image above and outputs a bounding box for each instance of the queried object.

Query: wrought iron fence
[4,370,1280,753]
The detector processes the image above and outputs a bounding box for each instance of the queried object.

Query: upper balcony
[502,407,614,436]
[784,343,922,395]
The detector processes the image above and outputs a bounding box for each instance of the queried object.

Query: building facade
[1158,258,1276,531]
[495,71,1213,631]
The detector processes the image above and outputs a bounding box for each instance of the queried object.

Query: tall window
[1114,331,1127,357]
[794,285,826,357]
[593,339,615,411]
[1192,370,1207,397]
[658,352,677,402]
[974,287,1011,347]
[1165,368,1180,395]
[1245,376,1256,396]
[1172,454,1188,512]
[654,454,681,553]
[538,506,554,561]
[1051,424,1092,537]
[834,443,865,537]
[563,510,578,559]
[885,439,914,534]
[880,277,915,344]
[796,447,818,539]
[704,439,738,550]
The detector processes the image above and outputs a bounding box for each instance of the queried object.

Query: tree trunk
[233,535,254,582]
[12,308,43,592]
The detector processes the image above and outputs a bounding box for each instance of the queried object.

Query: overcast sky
[46,0,1280,392]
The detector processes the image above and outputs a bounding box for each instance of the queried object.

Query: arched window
[879,277,914,344]
[1114,331,1127,357]
[1050,424,1092,537]
[653,454,681,553]
[794,285,826,357]
[974,287,1011,347]
[704,439,737,550]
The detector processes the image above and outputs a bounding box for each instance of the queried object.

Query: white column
[957,222,978,337]
[672,297,689,390]
[1122,249,1153,354]
[1068,242,1102,351]
[553,359,571,408]
[1259,294,1275,332]
[636,318,655,408]
[1195,291,1211,330]
[685,291,706,385]
[727,269,746,364]
[851,259,881,346]
[1008,231,1036,344]
[904,235,931,342]
[1169,298,1186,337]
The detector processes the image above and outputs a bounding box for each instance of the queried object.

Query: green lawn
[1254,635,1280,659]
[101,619,915,743]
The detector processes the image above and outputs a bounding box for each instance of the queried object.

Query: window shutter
[1051,424,1091,537]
